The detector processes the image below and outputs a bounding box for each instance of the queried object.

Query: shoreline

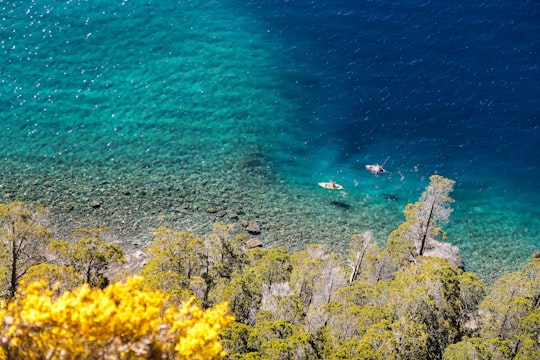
[0,156,535,284]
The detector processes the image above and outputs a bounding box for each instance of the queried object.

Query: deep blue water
[245,0,540,182]
[1,0,538,280]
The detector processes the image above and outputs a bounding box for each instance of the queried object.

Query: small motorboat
[365,164,386,175]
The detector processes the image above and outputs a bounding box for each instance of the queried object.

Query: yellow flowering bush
[0,276,233,359]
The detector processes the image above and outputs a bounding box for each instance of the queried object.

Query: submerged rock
[246,238,263,248]
[382,194,399,201]
[246,221,261,235]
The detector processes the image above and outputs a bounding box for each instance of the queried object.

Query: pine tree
[0,201,52,299]
[50,227,125,288]
[406,175,455,255]
[386,175,456,265]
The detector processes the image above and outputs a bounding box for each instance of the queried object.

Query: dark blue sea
[1,0,538,281]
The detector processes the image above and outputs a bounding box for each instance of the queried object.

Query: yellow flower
[0,277,233,359]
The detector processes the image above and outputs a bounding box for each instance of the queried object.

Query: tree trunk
[9,220,18,299]
[419,201,436,256]
[349,247,367,283]
[10,240,17,299]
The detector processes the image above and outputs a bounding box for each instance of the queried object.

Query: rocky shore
[0,151,403,258]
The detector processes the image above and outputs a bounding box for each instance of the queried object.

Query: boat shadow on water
[329,200,353,210]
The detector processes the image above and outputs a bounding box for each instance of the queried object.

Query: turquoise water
[1,0,538,282]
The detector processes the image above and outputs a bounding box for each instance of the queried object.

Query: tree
[50,227,125,288]
[246,320,317,360]
[479,272,534,343]
[260,284,305,325]
[515,307,540,360]
[210,248,293,327]
[442,337,492,360]
[247,247,292,287]
[210,247,292,327]
[343,257,485,360]
[386,175,456,264]
[141,227,207,303]
[387,258,471,358]
[205,223,248,280]
[210,267,263,326]
[409,175,455,255]
[346,232,393,284]
[347,231,374,283]
[220,321,254,357]
[350,318,430,360]
[0,201,52,299]
[443,257,540,360]
[0,276,234,359]
[288,245,347,334]
[312,305,358,359]
[476,261,539,359]
[522,257,540,308]
[457,271,486,330]
[289,245,346,310]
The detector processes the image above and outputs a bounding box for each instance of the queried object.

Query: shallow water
[1,0,538,283]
